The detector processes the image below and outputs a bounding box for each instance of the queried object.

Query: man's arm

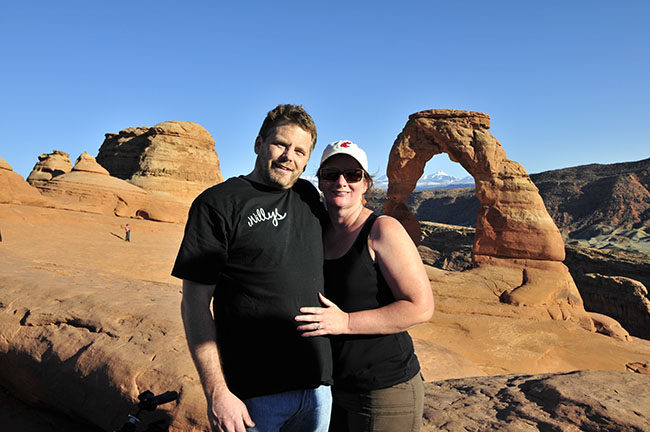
[180,279,255,432]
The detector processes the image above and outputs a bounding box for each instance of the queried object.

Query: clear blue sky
[1,1,648,182]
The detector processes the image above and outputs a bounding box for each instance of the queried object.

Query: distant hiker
[173,104,332,432]
[122,224,130,242]
[296,140,434,432]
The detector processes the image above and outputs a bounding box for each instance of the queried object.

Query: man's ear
[254,135,263,155]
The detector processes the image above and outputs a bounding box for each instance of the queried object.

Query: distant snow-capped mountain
[372,171,473,190]
[301,171,473,190]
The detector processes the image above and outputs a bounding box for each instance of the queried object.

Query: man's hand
[207,389,255,432]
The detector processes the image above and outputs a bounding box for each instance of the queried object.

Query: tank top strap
[353,213,378,251]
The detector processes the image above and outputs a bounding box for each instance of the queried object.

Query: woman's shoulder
[367,214,414,248]
[369,214,406,235]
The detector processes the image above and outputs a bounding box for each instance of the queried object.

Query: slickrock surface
[0,156,52,207]
[96,121,223,203]
[35,153,188,223]
[26,150,73,187]
[2,204,650,430]
[422,370,650,431]
[0,205,204,431]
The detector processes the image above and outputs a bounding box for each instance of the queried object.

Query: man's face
[253,122,312,189]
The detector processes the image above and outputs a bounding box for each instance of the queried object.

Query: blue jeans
[244,385,332,432]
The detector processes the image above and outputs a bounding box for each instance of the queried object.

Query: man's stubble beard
[256,158,303,190]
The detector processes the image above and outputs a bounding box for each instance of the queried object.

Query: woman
[296,140,434,432]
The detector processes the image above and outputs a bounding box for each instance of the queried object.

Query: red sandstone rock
[26,150,73,187]
[35,153,187,223]
[0,157,12,171]
[384,109,564,263]
[383,109,596,328]
[580,273,650,340]
[626,361,650,375]
[0,156,51,207]
[96,121,223,203]
[73,151,110,175]
[588,311,632,341]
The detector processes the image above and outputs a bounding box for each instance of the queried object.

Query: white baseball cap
[320,140,369,171]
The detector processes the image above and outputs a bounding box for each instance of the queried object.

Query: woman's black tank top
[324,213,420,391]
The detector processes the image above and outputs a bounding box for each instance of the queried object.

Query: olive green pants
[329,373,424,432]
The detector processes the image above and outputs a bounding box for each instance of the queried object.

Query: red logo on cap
[341,141,351,148]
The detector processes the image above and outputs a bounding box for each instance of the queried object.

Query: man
[172,104,332,432]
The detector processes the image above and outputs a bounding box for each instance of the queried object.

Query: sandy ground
[1,203,650,429]
[0,204,184,285]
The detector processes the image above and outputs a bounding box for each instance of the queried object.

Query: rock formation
[35,153,186,222]
[384,109,592,328]
[580,274,650,340]
[564,245,650,340]
[422,370,650,431]
[385,110,563,261]
[96,121,223,203]
[26,150,73,187]
[72,151,110,175]
[0,156,51,207]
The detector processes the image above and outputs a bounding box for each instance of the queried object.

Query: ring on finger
[316,323,322,330]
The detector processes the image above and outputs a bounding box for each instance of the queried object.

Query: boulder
[626,361,650,375]
[0,156,51,207]
[96,121,223,203]
[588,311,632,341]
[26,150,73,187]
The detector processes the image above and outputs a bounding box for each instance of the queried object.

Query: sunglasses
[318,168,365,183]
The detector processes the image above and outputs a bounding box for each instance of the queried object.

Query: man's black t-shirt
[172,177,332,399]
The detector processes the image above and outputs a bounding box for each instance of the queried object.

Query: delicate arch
[383,109,565,263]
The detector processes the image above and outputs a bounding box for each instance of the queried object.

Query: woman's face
[318,154,369,209]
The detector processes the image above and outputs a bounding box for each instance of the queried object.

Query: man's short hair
[258,104,317,150]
